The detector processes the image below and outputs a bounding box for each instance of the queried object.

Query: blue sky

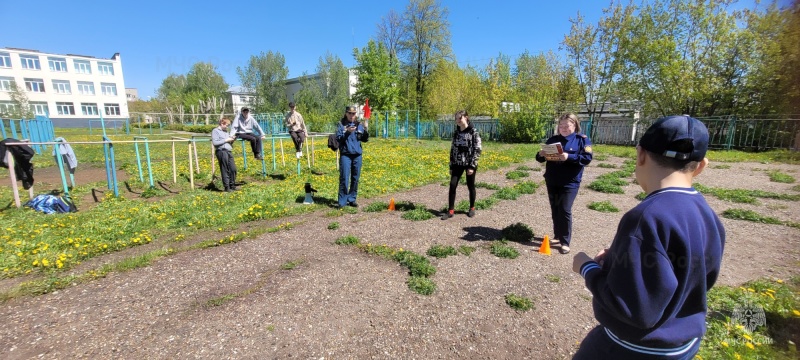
[1,0,765,100]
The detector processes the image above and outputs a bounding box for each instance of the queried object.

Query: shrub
[501,223,534,242]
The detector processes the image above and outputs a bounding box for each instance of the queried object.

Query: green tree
[293,52,350,131]
[478,54,513,117]
[185,62,229,101]
[353,40,401,112]
[237,51,289,112]
[423,59,471,116]
[156,74,187,108]
[376,9,405,67]
[399,0,453,114]
[8,81,33,119]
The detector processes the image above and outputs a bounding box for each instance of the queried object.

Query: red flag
[363,98,371,119]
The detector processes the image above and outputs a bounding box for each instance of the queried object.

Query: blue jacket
[336,118,369,155]
[579,187,725,348]
[535,132,592,188]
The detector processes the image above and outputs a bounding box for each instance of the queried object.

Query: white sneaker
[296,151,302,158]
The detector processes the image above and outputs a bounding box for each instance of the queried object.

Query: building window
[104,103,121,116]
[30,102,49,116]
[100,82,117,96]
[24,78,45,92]
[0,101,19,115]
[0,52,10,68]
[56,102,75,115]
[81,103,99,116]
[77,81,95,95]
[52,80,72,94]
[74,60,92,74]
[98,62,114,75]
[48,57,68,72]
[20,55,41,70]
[0,77,13,91]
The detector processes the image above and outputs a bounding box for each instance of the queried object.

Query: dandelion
[745,343,754,350]
[721,341,729,347]
[793,309,800,316]
[776,279,784,284]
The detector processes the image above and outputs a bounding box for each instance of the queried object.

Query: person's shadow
[461,226,503,242]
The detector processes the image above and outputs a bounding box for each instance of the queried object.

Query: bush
[502,223,534,242]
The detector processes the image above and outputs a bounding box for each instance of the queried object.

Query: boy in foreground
[572,115,726,359]
[212,118,237,192]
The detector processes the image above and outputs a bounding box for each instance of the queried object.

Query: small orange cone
[539,234,551,255]
[388,198,395,211]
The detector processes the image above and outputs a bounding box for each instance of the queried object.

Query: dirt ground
[0,156,798,359]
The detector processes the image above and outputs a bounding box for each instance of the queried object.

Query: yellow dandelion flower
[747,288,755,292]
[745,343,754,350]
[792,310,800,316]
[721,341,728,347]
[742,334,752,341]
[776,279,784,283]
[734,353,741,359]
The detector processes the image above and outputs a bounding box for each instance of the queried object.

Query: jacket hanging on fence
[52,137,78,171]
[0,138,35,189]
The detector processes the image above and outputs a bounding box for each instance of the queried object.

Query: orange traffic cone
[539,234,551,255]
[388,198,396,211]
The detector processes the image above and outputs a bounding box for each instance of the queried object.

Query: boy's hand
[572,252,594,274]
[466,169,475,176]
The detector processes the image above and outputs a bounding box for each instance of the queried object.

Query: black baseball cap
[241,107,250,112]
[639,115,709,161]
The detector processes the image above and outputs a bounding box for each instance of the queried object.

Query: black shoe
[225,188,234,193]
[467,208,476,218]
[348,202,358,207]
[254,156,263,160]
[441,211,453,220]
[230,186,239,191]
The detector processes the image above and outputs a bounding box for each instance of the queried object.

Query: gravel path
[1,156,798,359]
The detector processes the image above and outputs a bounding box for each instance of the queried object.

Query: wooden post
[188,142,194,189]
[7,151,20,208]
[193,141,200,173]
[279,138,285,167]
[306,136,311,168]
[172,141,177,183]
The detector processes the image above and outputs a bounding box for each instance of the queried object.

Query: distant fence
[0,116,55,154]
[590,116,800,151]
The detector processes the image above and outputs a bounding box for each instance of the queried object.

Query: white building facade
[0,47,129,123]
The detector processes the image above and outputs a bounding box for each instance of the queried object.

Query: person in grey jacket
[442,110,482,220]
[229,107,266,160]
[212,118,237,192]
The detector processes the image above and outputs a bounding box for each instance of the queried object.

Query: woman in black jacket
[442,110,482,220]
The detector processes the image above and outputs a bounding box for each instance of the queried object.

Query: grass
[596,163,616,168]
[505,170,529,180]
[280,259,304,270]
[490,241,520,259]
[475,182,501,190]
[695,184,800,204]
[588,170,631,194]
[699,277,800,359]
[401,206,435,221]
[587,200,619,212]
[635,192,648,201]
[713,164,732,169]
[327,222,340,230]
[721,209,799,228]
[0,136,538,280]
[458,245,475,256]
[334,235,360,245]
[545,274,561,283]
[427,244,458,258]
[768,170,796,183]
[504,293,534,311]
[363,201,389,212]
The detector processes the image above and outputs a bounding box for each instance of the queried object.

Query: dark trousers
[338,153,362,207]
[216,149,237,190]
[546,183,579,246]
[448,166,476,210]
[235,133,262,157]
[574,326,700,360]
[290,131,306,152]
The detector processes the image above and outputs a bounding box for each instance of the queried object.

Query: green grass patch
[596,163,616,168]
[426,244,458,259]
[407,276,436,295]
[588,180,625,194]
[494,187,521,200]
[401,207,435,221]
[592,153,610,161]
[721,209,791,226]
[280,259,303,270]
[363,201,388,212]
[516,165,535,171]
[490,241,520,259]
[545,274,561,283]
[394,201,417,211]
[505,170,529,180]
[695,184,800,203]
[504,293,534,311]
[513,181,539,194]
[475,182,501,190]
[712,164,732,169]
[327,222,340,230]
[205,294,237,307]
[699,277,800,359]
[501,223,534,242]
[587,200,619,212]
[334,235,361,245]
[768,170,796,183]
[458,245,476,256]
[635,192,647,201]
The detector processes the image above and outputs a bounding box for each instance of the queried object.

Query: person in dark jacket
[442,110,482,220]
[535,113,593,254]
[336,106,369,208]
[572,115,725,360]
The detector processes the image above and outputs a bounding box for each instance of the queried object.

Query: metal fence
[590,116,800,150]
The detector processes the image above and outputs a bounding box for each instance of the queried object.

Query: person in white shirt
[229,107,266,160]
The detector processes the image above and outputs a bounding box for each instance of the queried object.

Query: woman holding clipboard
[535,113,593,254]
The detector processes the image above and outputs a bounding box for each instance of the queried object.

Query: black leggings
[448,166,476,210]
